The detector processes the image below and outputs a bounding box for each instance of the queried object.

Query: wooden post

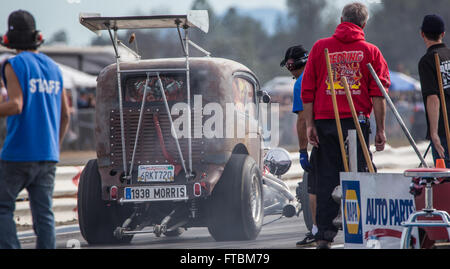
[325,48,349,172]
[341,77,375,173]
[348,130,358,172]
[435,52,450,157]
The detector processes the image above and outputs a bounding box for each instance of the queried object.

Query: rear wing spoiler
[79,10,209,34]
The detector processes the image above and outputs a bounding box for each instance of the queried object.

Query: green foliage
[286,0,330,49]
[205,7,270,80]
[47,29,68,45]
[87,0,450,84]
[367,0,450,76]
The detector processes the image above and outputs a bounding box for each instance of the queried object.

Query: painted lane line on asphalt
[18,224,80,240]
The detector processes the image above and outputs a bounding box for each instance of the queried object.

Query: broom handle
[325,48,349,172]
[435,52,450,158]
[341,77,375,173]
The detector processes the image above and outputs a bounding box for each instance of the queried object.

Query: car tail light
[194,183,201,197]
[110,186,118,200]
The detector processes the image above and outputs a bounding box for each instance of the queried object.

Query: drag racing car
[77,10,301,244]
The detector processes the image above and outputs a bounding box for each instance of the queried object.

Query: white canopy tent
[0,53,97,90]
[56,62,97,90]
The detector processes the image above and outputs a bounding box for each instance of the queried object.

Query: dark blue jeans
[0,161,56,249]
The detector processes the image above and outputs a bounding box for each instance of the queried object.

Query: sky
[0,0,287,46]
[0,0,382,46]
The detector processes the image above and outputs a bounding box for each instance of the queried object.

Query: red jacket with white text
[301,22,391,120]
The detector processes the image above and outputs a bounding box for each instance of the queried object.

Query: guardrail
[62,108,96,151]
[15,166,83,226]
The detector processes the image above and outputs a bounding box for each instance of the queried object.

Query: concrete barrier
[15,142,432,226]
[15,166,82,226]
[14,163,301,226]
[17,166,82,201]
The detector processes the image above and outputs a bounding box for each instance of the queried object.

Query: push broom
[325,48,349,172]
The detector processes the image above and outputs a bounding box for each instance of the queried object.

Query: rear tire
[208,154,264,241]
[297,172,313,231]
[78,159,134,244]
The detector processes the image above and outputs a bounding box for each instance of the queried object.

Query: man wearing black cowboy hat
[0,10,70,249]
[280,45,318,247]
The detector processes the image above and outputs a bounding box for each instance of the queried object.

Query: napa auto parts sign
[340,172,419,249]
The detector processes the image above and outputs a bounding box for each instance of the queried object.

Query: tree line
[49,0,450,85]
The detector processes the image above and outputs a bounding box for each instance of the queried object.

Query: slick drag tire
[78,159,134,245]
[208,154,264,241]
[297,172,313,231]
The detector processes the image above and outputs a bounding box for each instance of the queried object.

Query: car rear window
[125,74,186,103]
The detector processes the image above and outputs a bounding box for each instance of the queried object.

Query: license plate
[137,165,174,182]
[124,185,187,201]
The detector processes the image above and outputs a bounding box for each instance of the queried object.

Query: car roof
[102,57,258,83]
[124,57,251,71]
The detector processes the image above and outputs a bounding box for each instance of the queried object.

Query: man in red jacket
[301,2,390,249]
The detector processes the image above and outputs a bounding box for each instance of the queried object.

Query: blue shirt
[1,51,63,162]
[292,73,304,114]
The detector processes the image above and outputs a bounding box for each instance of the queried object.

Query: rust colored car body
[77,11,295,244]
[96,57,263,201]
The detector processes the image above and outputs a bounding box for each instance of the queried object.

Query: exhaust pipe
[282,204,297,218]
[262,175,299,218]
[262,175,295,201]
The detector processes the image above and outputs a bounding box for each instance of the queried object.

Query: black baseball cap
[421,14,445,34]
[0,10,44,50]
[280,45,309,67]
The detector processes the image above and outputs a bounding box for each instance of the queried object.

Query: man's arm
[297,111,308,150]
[419,58,445,158]
[59,88,70,147]
[0,63,23,116]
[297,110,311,172]
[372,96,386,151]
[304,102,319,147]
[426,94,445,158]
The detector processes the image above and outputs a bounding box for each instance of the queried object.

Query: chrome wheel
[251,174,262,223]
